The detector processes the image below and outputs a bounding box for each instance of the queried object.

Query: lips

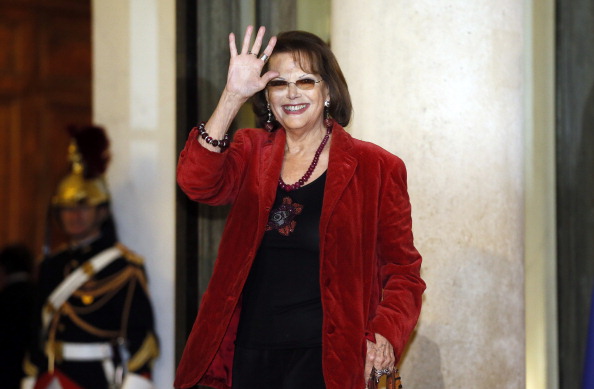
[282,104,309,114]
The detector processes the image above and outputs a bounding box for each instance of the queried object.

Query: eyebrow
[273,74,314,80]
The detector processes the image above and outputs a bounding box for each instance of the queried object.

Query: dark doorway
[174,0,300,369]
[556,0,594,387]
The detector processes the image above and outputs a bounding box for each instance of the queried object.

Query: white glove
[121,373,154,389]
[20,377,36,389]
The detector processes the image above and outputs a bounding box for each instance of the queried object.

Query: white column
[332,1,528,387]
[92,0,176,387]
[524,0,557,388]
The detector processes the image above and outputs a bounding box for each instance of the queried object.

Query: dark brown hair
[253,30,353,130]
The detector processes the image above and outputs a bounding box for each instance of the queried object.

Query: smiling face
[265,52,330,134]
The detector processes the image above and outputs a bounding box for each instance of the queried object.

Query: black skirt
[231,346,325,389]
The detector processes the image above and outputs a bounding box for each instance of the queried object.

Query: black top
[236,172,326,349]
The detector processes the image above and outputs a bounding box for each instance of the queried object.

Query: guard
[22,125,159,389]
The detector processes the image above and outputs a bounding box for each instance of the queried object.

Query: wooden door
[0,0,91,257]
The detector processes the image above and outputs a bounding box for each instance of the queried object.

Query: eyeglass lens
[267,79,322,90]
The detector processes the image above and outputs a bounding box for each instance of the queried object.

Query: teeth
[285,104,307,111]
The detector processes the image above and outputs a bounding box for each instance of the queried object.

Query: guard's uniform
[21,125,159,389]
[26,233,159,389]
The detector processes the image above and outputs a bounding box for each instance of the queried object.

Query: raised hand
[225,25,278,101]
[197,26,277,152]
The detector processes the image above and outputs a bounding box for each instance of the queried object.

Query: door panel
[0,0,91,256]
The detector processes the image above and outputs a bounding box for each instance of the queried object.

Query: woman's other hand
[364,333,396,386]
[226,25,279,101]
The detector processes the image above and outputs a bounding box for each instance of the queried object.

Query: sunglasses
[266,78,323,91]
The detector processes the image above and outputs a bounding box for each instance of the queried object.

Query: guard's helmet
[52,125,111,207]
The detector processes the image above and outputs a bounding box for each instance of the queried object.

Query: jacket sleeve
[368,157,426,362]
[123,263,159,378]
[176,127,250,206]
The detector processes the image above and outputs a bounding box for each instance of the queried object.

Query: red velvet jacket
[175,123,425,389]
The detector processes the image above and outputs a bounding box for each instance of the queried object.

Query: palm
[226,57,269,97]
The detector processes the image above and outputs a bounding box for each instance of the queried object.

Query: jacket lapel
[259,129,286,212]
[320,124,358,236]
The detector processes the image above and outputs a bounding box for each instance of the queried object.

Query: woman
[175,26,425,389]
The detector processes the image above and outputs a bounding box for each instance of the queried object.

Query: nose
[286,82,300,99]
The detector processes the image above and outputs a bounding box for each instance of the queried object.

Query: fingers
[365,335,397,389]
[226,25,277,95]
[373,344,395,370]
[229,33,238,56]
[367,336,395,372]
[261,69,280,85]
[260,35,277,59]
[249,26,267,56]
[240,25,254,54]
[364,340,374,379]
[364,340,374,388]
[239,25,267,56]
[231,25,276,59]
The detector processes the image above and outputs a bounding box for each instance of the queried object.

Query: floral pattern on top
[265,197,304,236]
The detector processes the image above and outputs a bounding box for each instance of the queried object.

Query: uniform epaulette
[42,243,71,264]
[116,243,145,266]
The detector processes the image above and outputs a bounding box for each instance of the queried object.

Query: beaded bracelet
[197,121,230,149]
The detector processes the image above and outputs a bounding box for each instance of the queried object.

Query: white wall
[331,0,549,387]
[92,0,176,387]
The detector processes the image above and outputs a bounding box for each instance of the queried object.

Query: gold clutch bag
[367,367,403,389]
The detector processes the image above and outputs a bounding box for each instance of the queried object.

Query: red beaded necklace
[278,120,333,192]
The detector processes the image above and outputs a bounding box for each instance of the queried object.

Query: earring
[264,103,275,132]
[324,100,333,128]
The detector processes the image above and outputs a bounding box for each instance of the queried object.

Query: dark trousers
[231,346,326,389]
